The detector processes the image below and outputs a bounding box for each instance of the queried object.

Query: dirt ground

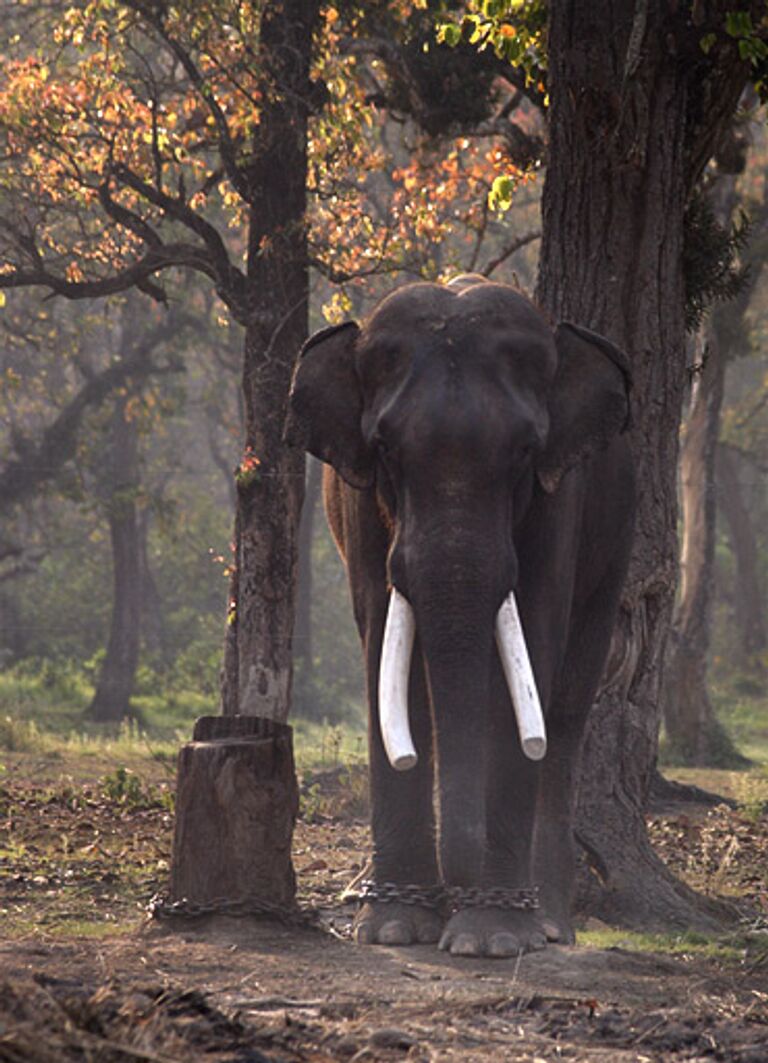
[1,755,768,1062]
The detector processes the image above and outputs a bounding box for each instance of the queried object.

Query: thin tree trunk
[87,395,142,722]
[221,0,320,721]
[664,329,747,764]
[717,443,768,676]
[0,590,26,659]
[137,507,167,666]
[537,1,747,929]
[292,456,322,717]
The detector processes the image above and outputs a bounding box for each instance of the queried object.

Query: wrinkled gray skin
[286,278,635,957]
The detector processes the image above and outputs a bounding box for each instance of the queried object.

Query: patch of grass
[710,685,768,765]
[99,765,175,811]
[0,769,172,939]
[293,719,367,774]
[0,660,214,747]
[131,689,215,735]
[578,926,750,964]
[732,770,768,820]
[1,911,141,942]
[0,716,47,753]
[661,765,768,809]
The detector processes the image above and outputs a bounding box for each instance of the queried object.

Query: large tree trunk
[717,443,768,677]
[537,2,747,929]
[663,327,747,764]
[88,395,142,723]
[221,0,321,720]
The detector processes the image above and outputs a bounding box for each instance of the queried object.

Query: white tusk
[379,588,418,771]
[495,591,547,761]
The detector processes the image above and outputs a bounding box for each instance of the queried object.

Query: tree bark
[717,443,768,676]
[170,716,299,910]
[537,1,748,929]
[137,506,168,667]
[87,395,142,723]
[221,0,321,721]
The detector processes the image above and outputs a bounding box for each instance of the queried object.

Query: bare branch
[112,162,246,305]
[0,240,248,322]
[98,178,163,248]
[0,329,184,514]
[481,229,541,277]
[464,117,544,170]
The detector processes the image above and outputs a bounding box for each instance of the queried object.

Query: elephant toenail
[449,933,482,956]
[488,932,519,957]
[378,920,412,945]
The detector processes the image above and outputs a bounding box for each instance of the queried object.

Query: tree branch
[111,162,246,306]
[481,229,541,277]
[98,178,163,248]
[463,117,544,170]
[123,0,252,202]
[0,341,180,514]
[0,240,249,322]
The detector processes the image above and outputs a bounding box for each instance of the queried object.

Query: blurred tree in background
[0,0,543,724]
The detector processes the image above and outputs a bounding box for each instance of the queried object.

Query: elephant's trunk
[424,630,493,887]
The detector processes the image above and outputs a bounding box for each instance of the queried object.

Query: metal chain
[444,885,540,912]
[356,880,446,910]
[355,881,539,912]
[147,892,321,929]
[149,882,539,926]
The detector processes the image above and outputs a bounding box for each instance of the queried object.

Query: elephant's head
[285,280,630,880]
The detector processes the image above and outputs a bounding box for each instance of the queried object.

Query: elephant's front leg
[533,573,627,945]
[437,666,546,958]
[354,634,442,946]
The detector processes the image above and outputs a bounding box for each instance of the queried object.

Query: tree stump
[169,715,299,911]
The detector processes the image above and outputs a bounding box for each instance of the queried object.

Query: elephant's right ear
[284,321,374,489]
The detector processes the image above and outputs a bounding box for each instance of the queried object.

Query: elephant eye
[374,436,400,472]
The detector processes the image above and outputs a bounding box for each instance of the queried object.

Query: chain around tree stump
[148,892,321,930]
[166,716,302,927]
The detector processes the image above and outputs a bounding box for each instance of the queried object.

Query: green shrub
[0,715,45,753]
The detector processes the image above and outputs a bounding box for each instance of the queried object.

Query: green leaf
[438,23,462,48]
[699,32,717,55]
[489,174,515,212]
[725,11,752,38]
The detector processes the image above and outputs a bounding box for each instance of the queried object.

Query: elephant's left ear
[536,322,632,494]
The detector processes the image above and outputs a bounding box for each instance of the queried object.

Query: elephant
[285,276,635,957]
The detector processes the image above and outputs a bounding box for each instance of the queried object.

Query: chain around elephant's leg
[354,886,444,945]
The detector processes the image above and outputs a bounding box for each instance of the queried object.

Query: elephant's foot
[438,908,546,958]
[354,902,443,946]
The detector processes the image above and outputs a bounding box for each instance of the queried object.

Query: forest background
[0,0,767,929]
[0,1,765,755]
